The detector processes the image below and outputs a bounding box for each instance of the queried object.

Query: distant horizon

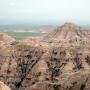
[0,20,90,26]
[0,21,90,27]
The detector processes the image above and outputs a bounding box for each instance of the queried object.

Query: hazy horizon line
[0,21,90,27]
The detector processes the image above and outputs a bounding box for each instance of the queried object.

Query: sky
[0,0,90,26]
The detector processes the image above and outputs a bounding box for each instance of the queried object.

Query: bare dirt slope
[0,23,90,90]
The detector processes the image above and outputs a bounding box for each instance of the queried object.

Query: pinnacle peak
[62,22,81,30]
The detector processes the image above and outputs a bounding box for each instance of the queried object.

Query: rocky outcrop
[43,23,90,47]
[0,23,90,90]
[0,43,44,90]
[0,43,89,90]
[0,32,15,44]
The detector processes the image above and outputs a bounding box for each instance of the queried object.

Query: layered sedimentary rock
[0,23,90,90]
[43,23,90,47]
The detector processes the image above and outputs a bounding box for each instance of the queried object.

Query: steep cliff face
[0,23,90,90]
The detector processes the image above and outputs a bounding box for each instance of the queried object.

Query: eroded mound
[0,32,15,44]
[0,23,90,90]
[43,23,90,47]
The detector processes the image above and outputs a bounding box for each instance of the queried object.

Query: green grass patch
[4,31,42,40]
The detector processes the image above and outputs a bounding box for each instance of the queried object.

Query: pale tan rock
[0,81,11,90]
[43,22,90,47]
[0,32,15,44]
[0,23,90,90]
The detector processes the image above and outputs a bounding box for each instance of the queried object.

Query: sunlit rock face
[0,81,11,90]
[0,23,90,90]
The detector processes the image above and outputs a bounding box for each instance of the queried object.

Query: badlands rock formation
[0,32,15,44]
[0,23,90,90]
[43,23,90,47]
